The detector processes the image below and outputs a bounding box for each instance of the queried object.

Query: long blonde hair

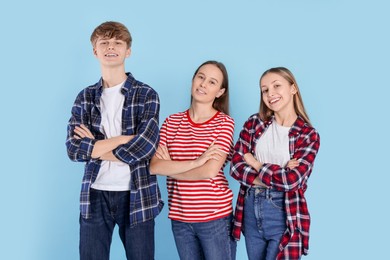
[259,67,311,125]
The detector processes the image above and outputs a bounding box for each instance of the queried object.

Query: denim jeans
[79,189,155,260]
[243,187,287,260]
[171,215,236,260]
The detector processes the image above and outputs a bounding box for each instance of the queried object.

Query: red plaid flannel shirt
[230,114,320,259]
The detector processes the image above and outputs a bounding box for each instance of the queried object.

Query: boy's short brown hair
[90,21,132,48]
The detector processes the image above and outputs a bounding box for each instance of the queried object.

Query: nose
[108,42,115,50]
[267,87,275,97]
[200,80,206,88]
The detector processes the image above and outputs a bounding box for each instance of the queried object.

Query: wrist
[191,160,199,169]
[118,135,129,145]
[255,161,263,171]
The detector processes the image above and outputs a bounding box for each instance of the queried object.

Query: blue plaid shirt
[66,73,164,225]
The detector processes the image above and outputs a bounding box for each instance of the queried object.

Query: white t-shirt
[91,81,131,191]
[255,119,291,167]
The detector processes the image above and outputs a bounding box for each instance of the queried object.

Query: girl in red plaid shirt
[230,67,320,260]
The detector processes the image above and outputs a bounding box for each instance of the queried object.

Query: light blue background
[1,0,388,259]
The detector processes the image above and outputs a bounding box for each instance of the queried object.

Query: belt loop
[245,187,251,199]
[265,188,270,199]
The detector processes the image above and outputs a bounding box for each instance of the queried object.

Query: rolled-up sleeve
[230,116,258,187]
[66,92,96,162]
[114,90,160,165]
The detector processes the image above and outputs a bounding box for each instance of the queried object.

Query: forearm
[230,164,257,186]
[258,163,307,192]
[66,137,96,162]
[150,145,227,180]
[230,122,259,186]
[171,165,218,180]
[115,119,159,164]
[99,151,121,162]
[232,162,267,187]
[245,155,268,186]
[249,160,263,172]
[171,155,227,180]
[259,132,320,191]
[230,150,260,187]
[91,135,131,159]
[150,157,199,176]
[66,121,96,162]
[115,91,160,164]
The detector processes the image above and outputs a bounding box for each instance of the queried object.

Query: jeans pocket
[225,215,234,235]
[269,196,284,211]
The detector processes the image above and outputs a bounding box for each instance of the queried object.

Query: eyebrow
[197,72,220,83]
[97,38,123,42]
[261,80,280,88]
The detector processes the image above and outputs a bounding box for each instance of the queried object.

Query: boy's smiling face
[93,37,131,67]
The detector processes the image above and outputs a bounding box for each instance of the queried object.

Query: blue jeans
[79,189,155,260]
[243,187,287,260]
[171,215,236,260]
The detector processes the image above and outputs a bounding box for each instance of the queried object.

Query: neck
[274,110,298,127]
[101,66,127,88]
[189,103,217,123]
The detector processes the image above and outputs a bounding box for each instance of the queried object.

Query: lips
[269,97,281,104]
[196,88,206,95]
[105,53,118,57]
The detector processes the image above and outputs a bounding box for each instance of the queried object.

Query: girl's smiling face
[191,64,225,104]
[260,72,297,114]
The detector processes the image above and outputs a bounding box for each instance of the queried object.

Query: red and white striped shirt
[159,110,235,222]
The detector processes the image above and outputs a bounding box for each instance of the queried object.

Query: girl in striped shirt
[150,60,236,260]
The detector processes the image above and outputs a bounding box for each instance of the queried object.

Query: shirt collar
[95,72,135,95]
[265,115,306,136]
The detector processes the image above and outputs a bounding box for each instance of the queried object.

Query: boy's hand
[74,124,95,139]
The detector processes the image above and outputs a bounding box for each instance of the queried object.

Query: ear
[126,47,131,58]
[216,88,226,98]
[291,84,298,94]
[93,48,97,57]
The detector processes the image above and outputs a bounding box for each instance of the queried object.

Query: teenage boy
[66,21,163,260]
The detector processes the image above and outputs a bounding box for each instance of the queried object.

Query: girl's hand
[155,145,172,161]
[194,143,224,167]
[74,124,95,139]
[286,159,299,169]
[252,177,268,187]
[243,153,257,168]
[244,153,262,172]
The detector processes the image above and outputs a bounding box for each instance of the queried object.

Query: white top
[91,80,131,191]
[255,119,291,168]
